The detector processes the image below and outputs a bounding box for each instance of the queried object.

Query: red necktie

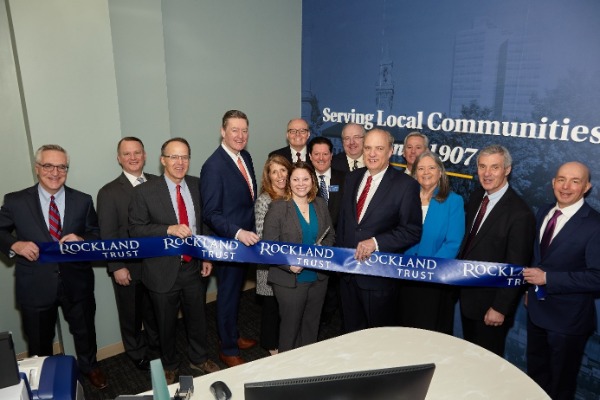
[540,209,562,257]
[176,185,192,262]
[49,195,62,242]
[462,195,489,256]
[237,156,254,200]
[356,175,372,222]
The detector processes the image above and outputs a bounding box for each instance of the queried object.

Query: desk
[151,327,549,399]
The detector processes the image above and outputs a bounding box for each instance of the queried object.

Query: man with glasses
[129,138,219,384]
[269,118,312,164]
[332,123,366,172]
[0,144,107,389]
[97,137,159,372]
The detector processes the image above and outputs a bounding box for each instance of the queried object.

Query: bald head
[552,162,592,208]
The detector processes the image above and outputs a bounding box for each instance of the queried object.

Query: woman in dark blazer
[400,152,465,334]
[263,161,335,352]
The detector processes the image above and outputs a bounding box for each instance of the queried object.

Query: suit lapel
[469,187,513,251]
[185,176,201,221]
[288,201,303,240]
[157,177,178,223]
[26,185,52,239]
[219,147,254,200]
[543,203,588,259]
[360,168,393,224]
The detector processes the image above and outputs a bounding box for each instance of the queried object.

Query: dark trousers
[112,274,159,360]
[215,262,247,356]
[273,278,328,352]
[258,294,279,351]
[149,262,208,371]
[20,279,98,373]
[527,317,588,400]
[340,275,398,333]
[461,315,510,357]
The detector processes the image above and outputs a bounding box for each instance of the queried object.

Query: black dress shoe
[132,358,150,371]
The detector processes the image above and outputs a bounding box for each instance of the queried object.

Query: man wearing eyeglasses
[269,118,312,164]
[0,144,108,389]
[97,137,159,372]
[332,123,366,172]
[129,137,219,384]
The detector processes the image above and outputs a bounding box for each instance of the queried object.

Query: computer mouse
[210,380,232,400]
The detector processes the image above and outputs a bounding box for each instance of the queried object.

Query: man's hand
[290,266,304,274]
[60,233,83,242]
[483,307,505,327]
[201,261,213,277]
[113,268,131,286]
[354,238,376,261]
[167,224,193,238]
[523,267,546,285]
[11,241,39,261]
[237,229,260,246]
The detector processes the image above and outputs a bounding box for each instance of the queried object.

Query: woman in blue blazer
[400,152,465,334]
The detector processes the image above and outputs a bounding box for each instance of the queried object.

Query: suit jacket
[405,191,465,258]
[331,152,351,173]
[336,167,422,290]
[0,184,99,307]
[527,202,600,335]
[97,172,157,277]
[129,175,203,293]
[263,197,335,288]
[316,168,345,229]
[459,186,535,320]
[201,146,257,237]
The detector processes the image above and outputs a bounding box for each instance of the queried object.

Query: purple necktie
[540,209,562,257]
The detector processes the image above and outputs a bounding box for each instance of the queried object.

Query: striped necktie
[49,195,62,242]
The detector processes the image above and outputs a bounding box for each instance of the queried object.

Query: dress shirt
[123,170,148,187]
[476,182,510,231]
[290,146,308,162]
[164,176,197,234]
[347,155,364,170]
[38,186,65,231]
[316,168,332,189]
[540,198,584,242]
[221,143,254,194]
[356,167,388,251]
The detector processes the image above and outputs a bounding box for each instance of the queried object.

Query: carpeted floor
[81,289,343,399]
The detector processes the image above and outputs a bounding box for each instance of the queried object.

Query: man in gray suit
[129,138,219,384]
[97,137,159,371]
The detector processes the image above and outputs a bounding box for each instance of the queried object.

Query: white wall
[0,0,301,356]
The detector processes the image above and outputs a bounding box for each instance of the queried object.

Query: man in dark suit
[269,118,311,163]
[336,129,422,333]
[523,162,600,400]
[308,136,346,328]
[129,138,219,384]
[97,137,158,371]
[331,123,365,172]
[0,144,107,389]
[459,145,535,357]
[201,110,259,367]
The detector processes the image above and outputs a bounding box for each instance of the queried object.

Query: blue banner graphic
[37,235,526,289]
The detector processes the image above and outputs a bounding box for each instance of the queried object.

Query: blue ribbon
[37,235,527,289]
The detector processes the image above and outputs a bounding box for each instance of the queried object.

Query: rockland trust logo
[60,239,141,259]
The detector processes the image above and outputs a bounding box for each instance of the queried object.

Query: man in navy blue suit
[336,128,422,333]
[201,110,259,367]
[524,161,600,400]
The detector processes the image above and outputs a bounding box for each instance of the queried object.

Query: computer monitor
[244,363,435,400]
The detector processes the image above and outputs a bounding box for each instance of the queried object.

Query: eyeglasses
[162,154,191,161]
[342,135,364,142]
[37,163,69,173]
[287,129,310,136]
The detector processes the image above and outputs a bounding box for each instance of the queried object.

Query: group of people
[0,113,598,400]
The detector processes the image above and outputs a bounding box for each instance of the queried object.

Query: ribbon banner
[37,235,526,289]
